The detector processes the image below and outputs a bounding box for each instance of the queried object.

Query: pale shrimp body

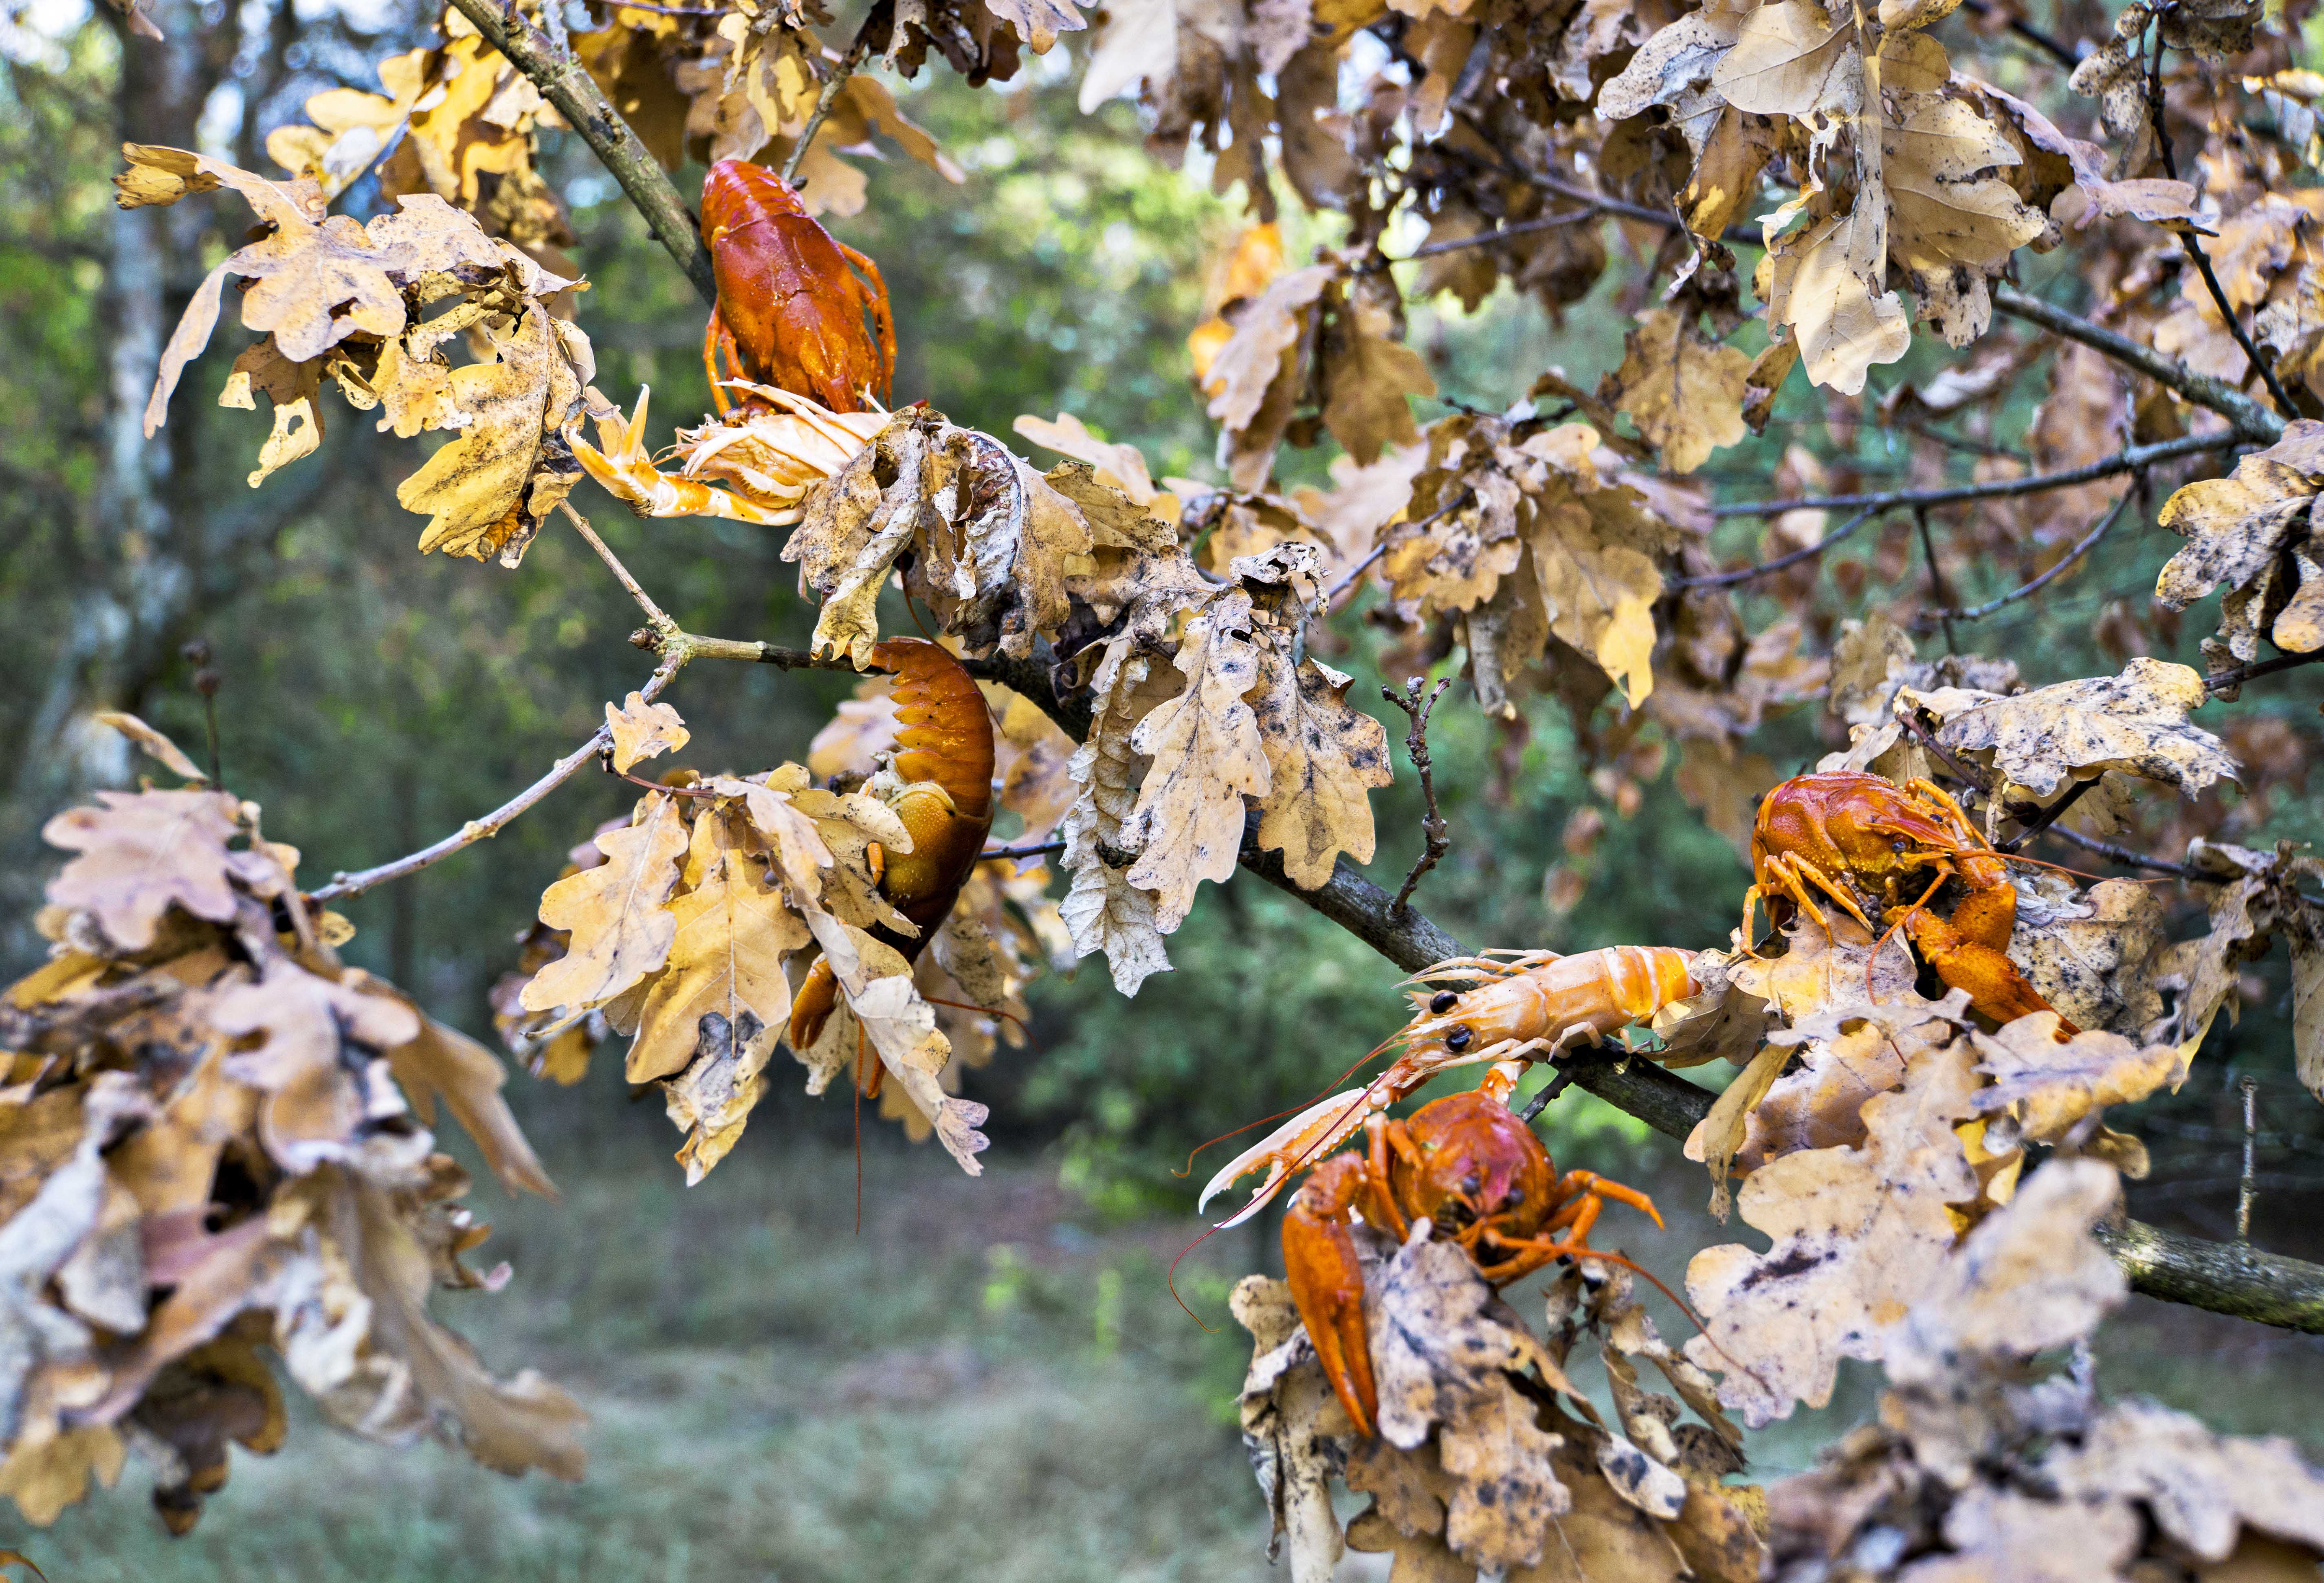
[1198,945,1700,1226]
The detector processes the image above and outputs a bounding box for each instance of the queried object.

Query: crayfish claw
[1197,1087,1381,1226]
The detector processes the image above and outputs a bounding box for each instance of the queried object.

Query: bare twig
[1895,416,2030,463]
[2238,1074,2261,1242]
[1357,208,1599,274]
[626,625,862,672]
[2143,29,2301,419]
[781,2,890,187]
[562,502,670,627]
[1961,0,2082,69]
[2036,822,2202,879]
[1382,677,1453,917]
[1672,504,1887,589]
[1708,431,2232,518]
[2201,648,2324,693]
[1913,507,1957,653]
[1993,284,2286,443]
[308,653,684,904]
[1917,485,2138,628]
[980,838,1067,861]
[444,0,715,303]
[1996,774,2098,853]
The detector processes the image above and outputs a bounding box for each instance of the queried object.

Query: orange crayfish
[789,637,994,1075]
[1199,945,1698,1225]
[1744,770,2076,1035]
[1282,1086,1664,1438]
[701,158,895,418]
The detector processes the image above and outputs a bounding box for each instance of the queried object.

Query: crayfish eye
[1430,990,1459,1015]
[1891,840,1906,854]
[1445,1027,1473,1052]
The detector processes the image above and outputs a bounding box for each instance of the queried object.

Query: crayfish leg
[835,240,897,402]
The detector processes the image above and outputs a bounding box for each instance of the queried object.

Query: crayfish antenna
[1197,1086,1380,1227]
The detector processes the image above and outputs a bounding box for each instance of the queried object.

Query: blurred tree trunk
[3,0,243,936]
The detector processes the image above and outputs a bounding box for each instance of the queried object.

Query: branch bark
[1993,284,2285,443]
[445,0,715,305]
[1706,431,2232,517]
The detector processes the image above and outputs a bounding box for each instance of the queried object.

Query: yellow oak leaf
[519,792,689,1015]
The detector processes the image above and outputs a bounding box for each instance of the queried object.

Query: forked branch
[1383,676,1453,917]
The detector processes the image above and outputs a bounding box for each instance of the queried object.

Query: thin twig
[1325,541,1390,605]
[1356,208,1598,274]
[1672,504,1886,589]
[2238,1075,2260,1242]
[626,625,864,671]
[979,838,1067,861]
[308,653,684,904]
[1383,677,1453,917]
[1895,416,2030,463]
[2036,822,2201,878]
[1996,774,2099,853]
[1914,507,1957,654]
[2201,647,2324,693]
[781,3,891,187]
[1328,490,1469,607]
[445,0,715,303]
[1961,0,2082,69]
[1524,168,1760,246]
[562,502,670,627]
[1708,431,2232,517]
[2144,28,2301,419]
[1993,284,2286,443]
[1918,486,2138,627]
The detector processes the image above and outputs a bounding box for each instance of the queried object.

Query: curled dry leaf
[606,691,689,774]
[2155,420,2324,663]
[1973,1014,2189,1143]
[1916,657,2240,802]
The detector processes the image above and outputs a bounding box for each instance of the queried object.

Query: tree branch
[1706,431,2232,518]
[1382,677,1452,917]
[1672,503,1887,589]
[1916,486,2137,628]
[781,5,890,187]
[308,652,682,904]
[1993,284,2285,443]
[445,0,715,305]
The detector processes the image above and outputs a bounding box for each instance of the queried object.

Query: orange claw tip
[1196,1087,1378,1225]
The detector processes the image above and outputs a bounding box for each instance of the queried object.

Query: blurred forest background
[2,0,2322,1574]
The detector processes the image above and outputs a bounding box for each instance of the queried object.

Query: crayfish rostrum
[1744,770,2075,1034]
[700,158,895,416]
[1283,1087,1662,1438]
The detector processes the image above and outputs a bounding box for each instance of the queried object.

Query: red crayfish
[788,637,994,1083]
[1743,771,2076,1034]
[701,158,895,417]
[1199,945,1698,1224]
[1282,1086,1665,1437]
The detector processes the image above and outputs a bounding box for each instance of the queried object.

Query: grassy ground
[13,1083,2324,1581]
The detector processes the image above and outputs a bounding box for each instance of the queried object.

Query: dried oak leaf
[1924,657,2238,800]
[1897,1485,2142,1583]
[213,959,421,1173]
[1602,309,1751,474]
[1973,1014,2186,1143]
[396,303,591,565]
[1319,284,1437,466]
[42,790,287,953]
[660,1009,770,1184]
[1203,264,1335,492]
[2156,420,2324,660]
[1248,644,1392,890]
[1060,630,1178,994]
[2049,1399,2324,1562]
[1887,1157,2126,1393]
[374,993,556,1198]
[606,691,688,774]
[627,808,805,1087]
[1122,589,1271,933]
[1685,1025,1983,1427]
[1233,1275,1352,1582]
[1374,1230,1572,1573]
[519,791,689,1016]
[92,711,209,783]
[2006,876,2166,1037]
